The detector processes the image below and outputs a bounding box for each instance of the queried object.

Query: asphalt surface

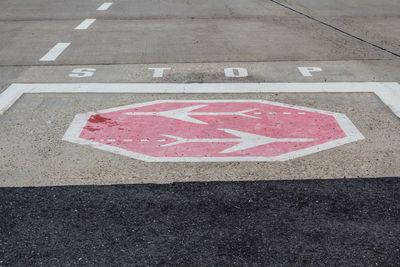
[1,177,400,266]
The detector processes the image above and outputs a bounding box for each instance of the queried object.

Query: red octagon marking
[63,100,364,162]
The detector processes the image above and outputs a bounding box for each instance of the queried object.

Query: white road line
[97,2,113,11]
[1,83,400,119]
[39,43,70,61]
[75,19,96,30]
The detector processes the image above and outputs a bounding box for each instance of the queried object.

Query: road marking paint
[298,67,322,77]
[224,68,249,78]
[69,68,96,78]
[39,43,70,61]
[1,83,400,120]
[148,67,171,78]
[75,19,96,30]
[97,2,113,10]
[125,105,259,125]
[62,100,364,162]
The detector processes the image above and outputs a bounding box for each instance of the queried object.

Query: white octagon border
[62,99,365,162]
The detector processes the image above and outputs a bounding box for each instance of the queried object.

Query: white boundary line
[39,43,71,61]
[75,19,96,30]
[62,99,365,162]
[1,82,399,117]
[97,2,113,11]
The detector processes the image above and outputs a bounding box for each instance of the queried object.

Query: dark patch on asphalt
[1,178,400,266]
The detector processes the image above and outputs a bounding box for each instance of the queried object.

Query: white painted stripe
[75,19,96,30]
[39,43,70,61]
[97,2,112,10]
[0,84,28,115]
[374,82,400,119]
[1,83,399,119]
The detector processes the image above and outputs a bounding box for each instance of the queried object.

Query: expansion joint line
[269,0,400,59]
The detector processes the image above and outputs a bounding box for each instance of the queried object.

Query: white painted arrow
[161,129,315,154]
[124,105,259,124]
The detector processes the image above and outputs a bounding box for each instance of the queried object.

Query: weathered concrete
[0,92,399,186]
[0,0,294,20]
[274,0,400,55]
[0,18,395,66]
[7,60,400,85]
[0,0,399,187]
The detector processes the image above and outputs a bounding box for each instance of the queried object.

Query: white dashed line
[75,19,96,30]
[39,43,70,61]
[97,2,113,11]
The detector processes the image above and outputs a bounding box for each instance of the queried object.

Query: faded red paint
[78,101,347,158]
[88,114,110,123]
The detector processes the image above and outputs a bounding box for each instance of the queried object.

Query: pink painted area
[79,101,346,158]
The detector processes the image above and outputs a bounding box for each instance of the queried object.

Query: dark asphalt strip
[1,178,400,266]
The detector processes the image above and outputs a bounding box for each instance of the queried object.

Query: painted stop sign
[63,100,364,162]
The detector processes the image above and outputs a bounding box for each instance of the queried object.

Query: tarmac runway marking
[298,67,322,77]
[75,19,96,30]
[148,67,171,78]
[0,83,399,120]
[62,100,364,162]
[39,43,70,62]
[97,2,113,11]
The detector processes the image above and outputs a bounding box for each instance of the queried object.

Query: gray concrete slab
[0,92,399,187]
[0,0,295,21]
[9,60,400,84]
[0,0,102,21]
[0,67,27,93]
[0,18,395,66]
[274,0,400,55]
[274,0,400,17]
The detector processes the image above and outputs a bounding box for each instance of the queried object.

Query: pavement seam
[269,0,400,59]
[1,58,400,68]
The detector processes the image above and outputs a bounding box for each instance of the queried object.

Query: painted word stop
[63,100,364,162]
